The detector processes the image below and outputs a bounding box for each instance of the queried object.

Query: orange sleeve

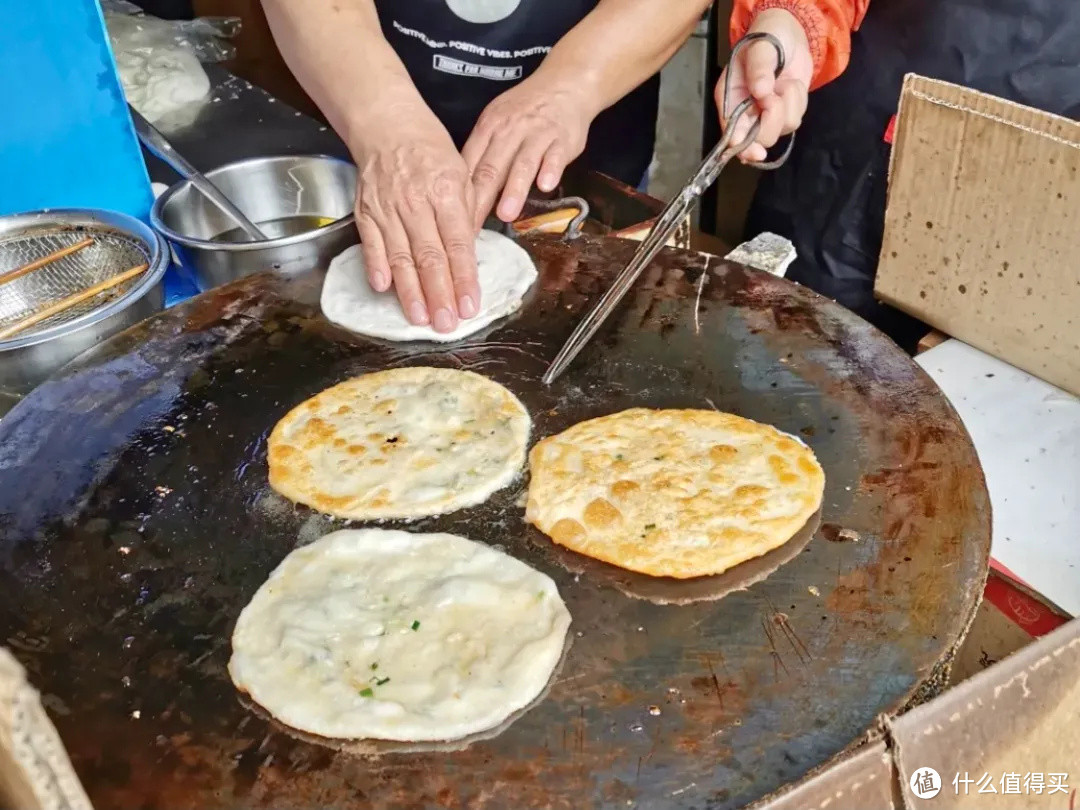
[729,0,869,90]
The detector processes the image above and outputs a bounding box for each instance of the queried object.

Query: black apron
[745,0,1080,350]
[374,0,658,187]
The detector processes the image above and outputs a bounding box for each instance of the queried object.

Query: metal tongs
[543,32,795,384]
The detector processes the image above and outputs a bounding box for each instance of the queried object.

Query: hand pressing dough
[321,230,538,342]
[228,528,572,742]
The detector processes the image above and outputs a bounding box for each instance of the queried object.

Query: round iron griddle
[0,234,989,810]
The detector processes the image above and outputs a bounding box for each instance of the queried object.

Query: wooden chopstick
[0,263,149,341]
[0,237,95,287]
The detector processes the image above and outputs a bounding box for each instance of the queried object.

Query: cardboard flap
[891,618,1080,808]
[747,742,898,810]
[875,74,1080,397]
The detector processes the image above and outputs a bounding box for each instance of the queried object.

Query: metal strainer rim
[0,208,169,352]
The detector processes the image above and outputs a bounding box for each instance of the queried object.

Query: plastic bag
[102,0,241,124]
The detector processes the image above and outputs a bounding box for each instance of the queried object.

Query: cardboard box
[751,616,1080,810]
[875,74,1080,397]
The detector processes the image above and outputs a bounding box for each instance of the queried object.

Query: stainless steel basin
[151,154,358,290]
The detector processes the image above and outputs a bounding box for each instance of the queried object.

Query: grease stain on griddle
[820,523,861,543]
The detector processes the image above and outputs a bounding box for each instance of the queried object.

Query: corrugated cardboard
[749,617,1080,810]
[889,617,1080,809]
[875,74,1080,397]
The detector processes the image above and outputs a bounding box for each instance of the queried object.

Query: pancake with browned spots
[525,409,824,578]
[268,368,530,520]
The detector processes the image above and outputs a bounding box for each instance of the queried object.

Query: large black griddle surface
[0,234,989,809]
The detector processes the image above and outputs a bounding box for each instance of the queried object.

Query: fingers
[735,39,781,158]
[466,129,517,230]
[743,39,780,102]
[398,199,461,334]
[360,168,481,332]
[739,143,769,164]
[432,182,481,319]
[741,79,807,163]
[776,76,808,134]
[718,38,805,164]
[716,64,755,150]
[381,215,430,328]
[497,134,553,222]
[537,145,568,194]
[467,128,557,226]
[355,211,390,292]
[461,127,494,230]
[715,65,739,127]
[753,93,786,152]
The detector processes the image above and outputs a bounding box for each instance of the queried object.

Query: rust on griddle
[0,234,990,810]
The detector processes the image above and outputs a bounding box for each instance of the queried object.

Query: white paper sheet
[917,340,1080,616]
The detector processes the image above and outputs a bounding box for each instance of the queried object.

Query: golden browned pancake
[525,408,825,579]
[267,368,530,520]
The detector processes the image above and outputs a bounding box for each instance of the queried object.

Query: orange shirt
[729,0,870,90]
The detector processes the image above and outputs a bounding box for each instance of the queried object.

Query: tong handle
[717,32,796,172]
[541,33,796,385]
[491,196,590,241]
[529,197,589,241]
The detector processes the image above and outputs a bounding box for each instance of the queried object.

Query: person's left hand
[462,78,593,229]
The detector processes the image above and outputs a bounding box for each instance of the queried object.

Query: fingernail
[372,271,389,291]
[432,308,455,333]
[539,173,557,192]
[498,197,520,221]
[408,302,429,325]
[459,294,477,318]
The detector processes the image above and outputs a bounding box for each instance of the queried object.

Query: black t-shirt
[374,0,658,186]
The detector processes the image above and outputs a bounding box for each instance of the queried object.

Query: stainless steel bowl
[151,154,358,290]
[0,208,169,401]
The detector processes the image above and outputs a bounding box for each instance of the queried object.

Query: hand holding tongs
[542,32,795,384]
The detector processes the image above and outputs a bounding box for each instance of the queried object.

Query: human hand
[462,77,593,229]
[351,106,480,333]
[717,9,813,163]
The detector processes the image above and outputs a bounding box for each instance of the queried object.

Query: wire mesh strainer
[0,226,152,340]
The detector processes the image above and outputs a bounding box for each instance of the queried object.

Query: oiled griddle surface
[0,235,989,810]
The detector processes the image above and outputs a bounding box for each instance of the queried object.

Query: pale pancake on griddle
[228,528,571,742]
[268,368,530,520]
[525,408,825,579]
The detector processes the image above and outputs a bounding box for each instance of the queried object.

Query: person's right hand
[351,107,481,333]
[717,8,814,164]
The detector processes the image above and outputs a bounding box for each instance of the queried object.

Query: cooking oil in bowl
[212,215,339,243]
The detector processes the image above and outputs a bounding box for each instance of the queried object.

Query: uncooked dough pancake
[268,368,530,520]
[228,528,571,742]
[321,230,538,342]
[526,408,825,579]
